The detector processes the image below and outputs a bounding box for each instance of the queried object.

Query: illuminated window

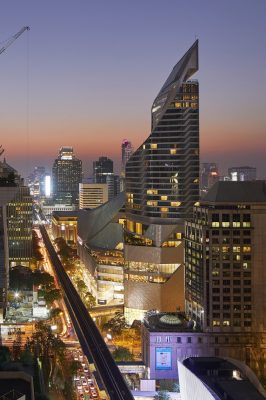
[212,222,219,227]
[147,189,158,195]
[143,144,146,149]
[233,247,241,253]
[160,207,169,213]
[136,223,142,235]
[222,222,230,227]
[171,201,181,207]
[243,246,251,252]
[175,102,182,108]
[147,200,157,206]
[223,320,230,326]
[150,143,157,149]
[161,195,168,201]
[176,233,182,239]
[213,320,220,326]
[170,149,177,155]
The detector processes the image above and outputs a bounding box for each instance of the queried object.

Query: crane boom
[0,26,30,56]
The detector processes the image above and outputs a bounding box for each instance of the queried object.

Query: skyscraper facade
[124,41,199,322]
[200,162,219,195]
[185,181,266,377]
[79,183,108,209]
[185,181,266,332]
[121,139,133,174]
[93,156,120,199]
[120,139,133,191]
[93,156,113,184]
[52,147,82,206]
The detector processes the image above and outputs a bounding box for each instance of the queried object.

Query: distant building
[121,139,133,191]
[93,156,119,199]
[93,156,113,184]
[79,183,108,209]
[0,158,23,186]
[200,163,219,195]
[52,147,82,206]
[228,166,256,181]
[27,166,46,198]
[178,357,266,400]
[52,211,80,245]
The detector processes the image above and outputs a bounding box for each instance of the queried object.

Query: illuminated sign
[156,347,172,370]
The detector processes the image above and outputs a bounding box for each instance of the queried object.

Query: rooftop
[183,357,266,400]
[202,181,266,203]
[144,312,200,332]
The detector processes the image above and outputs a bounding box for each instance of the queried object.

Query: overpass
[40,225,134,400]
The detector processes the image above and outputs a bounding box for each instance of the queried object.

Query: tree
[33,271,54,288]
[20,349,33,365]
[39,288,61,305]
[0,346,11,364]
[112,346,134,361]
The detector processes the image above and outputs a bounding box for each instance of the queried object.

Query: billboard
[156,347,172,370]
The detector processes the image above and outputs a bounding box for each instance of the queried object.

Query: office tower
[106,174,120,199]
[185,181,266,378]
[200,163,219,194]
[124,40,199,322]
[0,184,32,322]
[228,166,257,182]
[185,181,266,334]
[93,156,113,183]
[52,147,82,206]
[79,183,108,209]
[93,156,118,199]
[120,139,133,191]
[121,139,133,174]
[27,166,46,198]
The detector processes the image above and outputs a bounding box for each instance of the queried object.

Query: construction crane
[0,26,30,56]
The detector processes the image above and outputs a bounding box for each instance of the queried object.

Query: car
[90,390,98,398]
[82,380,87,386]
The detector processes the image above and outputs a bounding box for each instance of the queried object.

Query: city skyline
[0,1,265,178]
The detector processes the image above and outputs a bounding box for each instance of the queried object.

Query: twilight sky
[0,0,265,178]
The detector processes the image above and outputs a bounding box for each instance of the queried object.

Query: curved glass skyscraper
[124,41,199,322]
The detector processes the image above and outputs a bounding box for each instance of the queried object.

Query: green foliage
[33,271,54,288]
[103,312,127,335]
[20,349,34,365]
[39,288,61,305]
[0,346,11,364]
[112,346,134,361]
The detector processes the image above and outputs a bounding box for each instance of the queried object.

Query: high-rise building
[0,168,32,321]
[121,139,133,174]
[200,163,219,195]
[185,181,266,377]
[120,139,133,191]
[93,156,113,183]
[93,156,119,199]
[79,183,108,209]
[52,147,82,206]
[27,166,46,198]
[124,40,199,322]
[228,166,256,182]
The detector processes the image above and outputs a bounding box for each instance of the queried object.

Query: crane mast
[0,26,30,55]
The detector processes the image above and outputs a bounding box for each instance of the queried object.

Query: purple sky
[0,0,265,178]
